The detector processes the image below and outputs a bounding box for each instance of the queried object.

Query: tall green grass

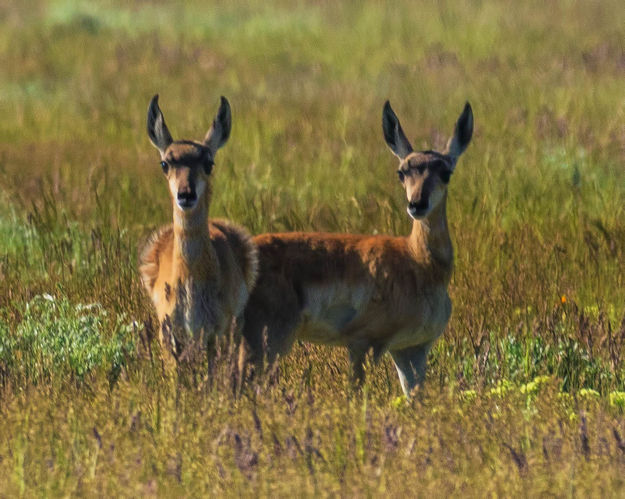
[1,0,625,494]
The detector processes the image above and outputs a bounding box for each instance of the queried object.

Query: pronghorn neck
[408,191,453,276]
[172,200,216,279]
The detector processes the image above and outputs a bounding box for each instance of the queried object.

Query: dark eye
[416,165,426,175]
[160,161,168,173]
[440,170,452,184]
[203,161,214,175]
[397,170,405,182]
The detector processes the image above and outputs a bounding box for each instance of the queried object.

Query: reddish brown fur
[243,201,451,366]
[243,102,473,395]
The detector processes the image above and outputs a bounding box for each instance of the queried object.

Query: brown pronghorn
[242,101,473,395]
[140,95,258,357]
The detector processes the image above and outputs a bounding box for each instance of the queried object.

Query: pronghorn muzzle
[408,199,429,219]
[176,186,197,210]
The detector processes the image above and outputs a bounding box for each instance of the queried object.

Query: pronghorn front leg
[348,342,368,387]
[348,340,386,388]
[390,343,432,396]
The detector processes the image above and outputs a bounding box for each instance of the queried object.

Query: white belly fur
[295,283,370,344]
[295,283,451,351]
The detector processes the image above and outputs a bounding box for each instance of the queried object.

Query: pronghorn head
[383,101,473,220]
[147,95,232,213]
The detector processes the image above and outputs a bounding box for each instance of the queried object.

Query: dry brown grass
[1,0,625,494]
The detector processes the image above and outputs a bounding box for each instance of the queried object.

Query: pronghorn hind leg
[242,286,300,370]
[347,340,387,388]
[343,319,388,388]
[348,343,368,387]
[390,343,432,397]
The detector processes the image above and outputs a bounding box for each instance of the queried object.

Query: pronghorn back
[246,229,451,351]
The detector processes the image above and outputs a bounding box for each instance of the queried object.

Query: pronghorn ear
[382,100,413,160]
[203,96,232,155]
[444,102,473,166]
[147,94,174,154]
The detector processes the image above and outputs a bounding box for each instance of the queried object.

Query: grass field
[1,0,625,495]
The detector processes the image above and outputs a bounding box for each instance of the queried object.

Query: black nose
[177,190,197,207]
[409,200,428,212]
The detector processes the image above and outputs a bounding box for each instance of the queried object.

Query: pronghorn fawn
[140,95,258,359]
[243,101,473,395]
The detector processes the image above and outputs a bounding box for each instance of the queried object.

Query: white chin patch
[176,200,197,211]
[407,206,427,220]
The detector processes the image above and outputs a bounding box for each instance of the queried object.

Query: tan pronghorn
[140,95,258,357]
[242,101,473,395]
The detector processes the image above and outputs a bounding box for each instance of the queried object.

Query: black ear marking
[204,96,232,154]
[147,94,174,153]
[456,102,474,148]
[444,101,474,160]
[382,101,399,149]
[382,100,413,159]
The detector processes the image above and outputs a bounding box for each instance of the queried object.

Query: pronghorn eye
[397,170,405,182]
[440,170,452,184]
[203,161,214,175]
[416,165,426,175]
[160,161,168,173]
